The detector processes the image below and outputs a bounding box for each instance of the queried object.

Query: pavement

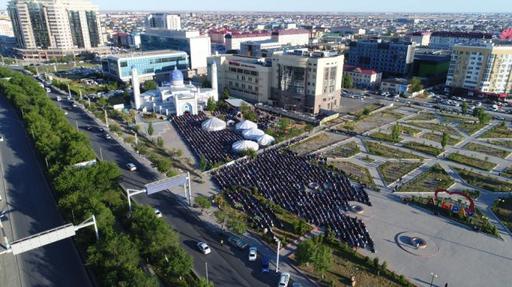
[0,95,91,287]
[50,91,314,287]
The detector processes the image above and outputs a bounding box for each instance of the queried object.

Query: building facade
[101,50,189,82]
[208,54,273,104]
[446,42,512,96]
[146,13,181,30]
[224,31,272,51]
[380,78,410,95]
[429,32,493,50]
[271,29,310,46]
[271,50,344,114]
[7,0,104,59]
[140,29,211,73]
[347,39,415,76]
[343,65,382,89]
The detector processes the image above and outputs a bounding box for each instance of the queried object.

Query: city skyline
[86,0,511,13]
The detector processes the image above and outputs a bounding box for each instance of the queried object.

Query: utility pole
[274,237,281,273]
[104,109,109,128]
[75,120,79,130]
[67,84,71,99]
[429,272,438,287]
[99,147,103,161]
[134,131,138,145]
[205,261,209,283]
[79,89,82,100]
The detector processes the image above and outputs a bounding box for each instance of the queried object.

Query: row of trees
[0,68,196,286]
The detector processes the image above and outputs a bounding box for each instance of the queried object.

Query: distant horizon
[96,10,512,14]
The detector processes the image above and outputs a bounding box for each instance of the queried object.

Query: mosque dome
[170,68,184,87]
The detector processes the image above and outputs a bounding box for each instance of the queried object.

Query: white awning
[235,120,258,131]
[242,128,265,140]
[232,140,259,153]
[201,117,227,132]
[257,134,275,146]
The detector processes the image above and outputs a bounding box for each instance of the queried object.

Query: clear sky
[89,0,511,13]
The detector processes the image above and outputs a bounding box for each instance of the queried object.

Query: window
[120,61,128,67]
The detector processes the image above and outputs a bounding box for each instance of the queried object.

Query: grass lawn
[400,125,422,136]
[502,167,512,179]
[447,153,496,171]
[325,141,360,158]
[350,103,383,117]
[403,142,442,156]
[493,198,512,231]
[457,122,486,135]
[329,160,375,188]
[351,110,404,133]
[290,132,346,155]
[399,165,454,193]
[464,142,510,158]
[378,161,423,185]
[455,168,512,192]
[370,132,401,143]
[420,132,460,146]
[366,141,423,159]
[407,122,460,135]
[481,122,512,139]
[486,140,512,149]
[408,112,436,121]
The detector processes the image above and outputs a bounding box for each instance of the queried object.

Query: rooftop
[344,64,379,75]
[105,49,186,60]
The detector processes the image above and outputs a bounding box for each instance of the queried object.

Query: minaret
[131,67,142,109]
[211,61,218,101]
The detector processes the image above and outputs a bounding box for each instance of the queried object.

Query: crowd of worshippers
[171,112,242,165]
[212,148,375,252]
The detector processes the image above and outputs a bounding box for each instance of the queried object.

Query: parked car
[291,283,303,287]
[197,242,211,255]
[278,272,291,287]
[154,209,162,218]
[0,136,4,142]
[228,235,248,250]
[104,133,112,140]
[126,163,137,171]
[261,256,270,272]
[56,96,62,102]
[248,247,257,261]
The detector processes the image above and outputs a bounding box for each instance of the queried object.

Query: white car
[248,246,257,261]
[64,111,69,115]
[0,136,4,142]
[278,272,291,287]
[72,103,77,108]
[197,242,211,255]
[105,134,112,140]
[126,163,137,171]
[154,209,162,218]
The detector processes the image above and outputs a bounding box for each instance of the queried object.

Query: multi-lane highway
[0,95,91,287]
[53,93,279,287]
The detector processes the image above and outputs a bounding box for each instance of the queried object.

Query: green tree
[240,103,257,122]
[147,122,154,136]
[461,101,468,114]
[408,77,423,93]
[296,238,316,265]
[441,132,449,149]
[222,88,230,100]
[159,245,193,279]
[391,124,401,142]
[198,278,214,287]
[195,195,212,211]
[143,80,157,91]
[156,136,164,148]
[206,97,217,112]
[343,74,353,89]
[277,118,291,131]
[312,244,332,277]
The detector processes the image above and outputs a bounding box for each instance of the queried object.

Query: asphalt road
[53,94,277,287]
[0,95,91,287]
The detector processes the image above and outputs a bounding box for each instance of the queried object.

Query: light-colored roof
[201,117,227,132]
[235,120,258,131]
[257,134,275,146]
[232,140,259,153]
[242,128,265,140]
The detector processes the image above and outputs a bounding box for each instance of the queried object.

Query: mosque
[131,63,218,116]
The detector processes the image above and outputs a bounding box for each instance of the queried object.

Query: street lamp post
[274,236,281,273]
[429,272,438,287]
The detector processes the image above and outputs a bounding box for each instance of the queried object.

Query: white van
[278,272,291,287]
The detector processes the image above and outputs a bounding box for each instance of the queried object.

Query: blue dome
[171,69,183,82]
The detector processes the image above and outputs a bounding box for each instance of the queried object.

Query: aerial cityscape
[0,1,511,287]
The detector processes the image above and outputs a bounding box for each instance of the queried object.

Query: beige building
[8,0,104,59]
[208,54,272,104]
[446,42,512,95]
[271,50,344,114]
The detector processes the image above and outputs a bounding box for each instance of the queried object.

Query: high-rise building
[146,13,181,31]
[429,31,493,50]
[7,0,105,59]
[140,29,211,74]
[446,41,512,96]
[271,50,344,114]
[347,39,415,76]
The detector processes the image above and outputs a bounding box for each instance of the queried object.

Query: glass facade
[27,3,50,48]
[86,11,100,47]
[140,34,191,57]
[68,11,84,48]
[102,52,189,80]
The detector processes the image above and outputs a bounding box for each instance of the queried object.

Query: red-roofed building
[343,65,382,89]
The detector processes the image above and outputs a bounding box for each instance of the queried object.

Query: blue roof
[171,69,183,82]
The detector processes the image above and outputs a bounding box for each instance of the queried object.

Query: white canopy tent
[232,140,259,153]
[257,134,275,146]
[201,117,227,132]
[235,120,258,131]
[242,128,265,140]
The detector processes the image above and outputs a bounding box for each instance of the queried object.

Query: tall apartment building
[208,54,273,104]
[271,50,344,114]
[429,31,493,50]
[446,41,512,96]
[146,13,181,30]
[347,39,415,76]
[8,0,105,59]
[141,29,211,74]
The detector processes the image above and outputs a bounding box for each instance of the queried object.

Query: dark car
[227,235,248,250]
[261,256,270,273]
